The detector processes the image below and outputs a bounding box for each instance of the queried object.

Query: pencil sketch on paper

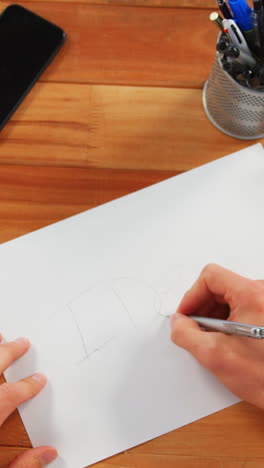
[59,277,181,365]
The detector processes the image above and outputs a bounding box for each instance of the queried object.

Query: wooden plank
[0,164,176,243]
[92,454,264,468]
[133,403,264,459]
[0,2,217,88]
[21,0,216,7]
[1,446,264,468]
[1,403,264,466]
[0,82,256,170]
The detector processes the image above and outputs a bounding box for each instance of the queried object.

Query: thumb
[170,312,225,368]
[9,446,58,468]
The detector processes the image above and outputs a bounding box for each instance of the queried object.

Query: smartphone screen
[0,4,66,129]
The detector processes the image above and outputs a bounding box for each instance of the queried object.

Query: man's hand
[170,263,264,409]
[0,336,57,467]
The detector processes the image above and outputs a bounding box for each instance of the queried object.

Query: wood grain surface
[0,0,263,466]
[19,0,217,7]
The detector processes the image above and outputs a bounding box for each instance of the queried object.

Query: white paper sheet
[2,143,264,468]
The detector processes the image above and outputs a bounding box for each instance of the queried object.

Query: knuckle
[9,451,39,468]
[171,328,190,350]
[0,381,36,408]
[187,340,205,360]
[253,295,264,315]
[0,344,15,362]
[0,382,18,406]
[255,279,264,289]
[0,341,24,364]
[246,281,264,314]
[199,336,226,372]
[18,462,29,468]
[19,381,36,400]
[204,351,221,372]
[203,338,238,377]
[252,279,264,295]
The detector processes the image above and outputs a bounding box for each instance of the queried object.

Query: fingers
[0,336,47,426]
[0,337,30,374]
[170,313,229,370]
[0,337,56,468]
[177,263,250,318]
[170,266,264,410]
[0,373,47,426]
[9,446,58,467]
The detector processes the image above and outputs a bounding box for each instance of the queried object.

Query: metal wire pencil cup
[203,54,264,140]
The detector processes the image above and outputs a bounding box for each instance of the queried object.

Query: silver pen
[190,316,264,339]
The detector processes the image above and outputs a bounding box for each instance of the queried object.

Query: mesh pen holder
[202,55,264,140]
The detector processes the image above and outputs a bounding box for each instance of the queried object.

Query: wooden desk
[0,0,263,466]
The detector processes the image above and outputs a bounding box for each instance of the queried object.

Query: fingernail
[40,448,58,465]
[15,337,30,347]
[32,373,47,384]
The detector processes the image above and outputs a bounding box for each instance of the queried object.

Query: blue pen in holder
[203,51,264,140]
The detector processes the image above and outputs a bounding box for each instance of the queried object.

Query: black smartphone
[0,4,66,130]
